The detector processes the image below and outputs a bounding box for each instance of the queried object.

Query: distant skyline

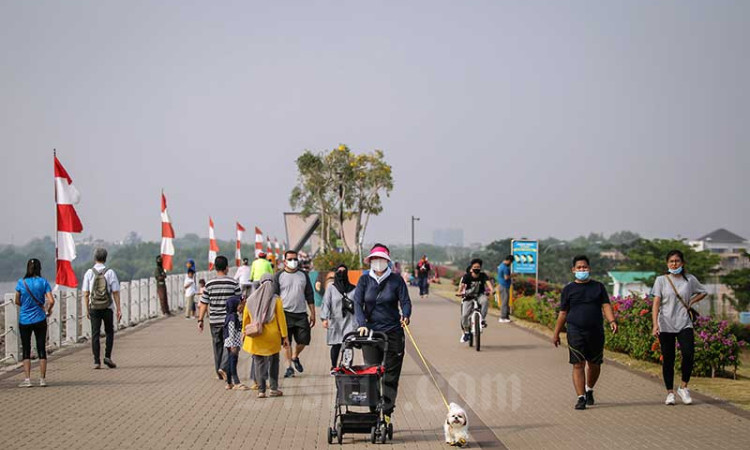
[2,1,748,248]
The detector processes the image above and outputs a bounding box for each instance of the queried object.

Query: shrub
[312,251,362,271]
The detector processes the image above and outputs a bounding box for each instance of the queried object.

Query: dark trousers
[91,308,114,363]
[226,347,240,385]
[418,276,429,295]
[209,324,229,375]
[659,328,695,390]
[20,319,47,360]
[330,344,342,368]
[157,285,170,315]
[253,353,280,391]
[363,328,406,415]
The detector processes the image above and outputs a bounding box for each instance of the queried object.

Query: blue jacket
[353,273,412,333]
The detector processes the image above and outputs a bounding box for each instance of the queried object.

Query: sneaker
[460,332,470,343]
[284,367,295,378]
[498,318,512,323]
[677,387,692,405]
[585,390,595,406]
[481,321,487,328]
[575,396,587,410]
[103,358,117,369]
[39,378,47,387]
[292,357,304,373]
[93,363,102,370]
[18,379,32,388]
[217,369,226,380]
[665,393,675,405]
[269,389,283,397]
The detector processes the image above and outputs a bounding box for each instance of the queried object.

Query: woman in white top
[651,250,707,406]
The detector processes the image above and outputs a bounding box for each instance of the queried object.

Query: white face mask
[370,259,388,272]
[286,260,298,270]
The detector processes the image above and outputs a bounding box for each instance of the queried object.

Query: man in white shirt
[82,247,122,370]
[184,269,197,319]
[234,257,252,298]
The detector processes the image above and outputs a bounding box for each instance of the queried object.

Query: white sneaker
[39,378,47,387]
[665,393,675,405]
[459,333,466,343]
[18,379,32,388]
[498,318,512,323]
[677,387,692,405]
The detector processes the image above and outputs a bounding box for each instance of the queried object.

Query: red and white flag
[209,217,219,270]
[160,191,175,271]
[274,237,282,261]
[54,155,82,288]
[235,222,246,267]
[266,236,273,257]
[255,227,264,257]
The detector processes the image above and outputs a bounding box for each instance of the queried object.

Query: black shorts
[285,311,311,346]
[567,326,604,365]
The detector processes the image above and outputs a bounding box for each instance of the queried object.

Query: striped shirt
[200,276,240,325]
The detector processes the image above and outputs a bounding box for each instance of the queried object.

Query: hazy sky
[2,0,748,248]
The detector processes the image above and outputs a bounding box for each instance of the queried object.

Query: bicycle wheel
[474,312,481,352]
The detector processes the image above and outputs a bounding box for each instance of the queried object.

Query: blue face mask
[668,267,683,275]
[574,271,590,281]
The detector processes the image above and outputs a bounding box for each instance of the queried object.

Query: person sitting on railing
[15,258,55,388]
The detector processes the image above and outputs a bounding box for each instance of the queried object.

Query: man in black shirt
[457,258,494,344]
[553,255,617,410]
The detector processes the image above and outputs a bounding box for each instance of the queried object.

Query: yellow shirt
[242,297,288,356]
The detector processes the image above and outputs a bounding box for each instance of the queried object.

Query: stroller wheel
[327,427,334,445]
[387,422,393,440]
[370,426,377,444]
[336,423,343,444]
[379,423,387,444]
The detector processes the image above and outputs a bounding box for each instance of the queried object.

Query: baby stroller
[328,331,393,444]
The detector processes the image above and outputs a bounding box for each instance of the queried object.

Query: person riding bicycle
[457,258,493,343]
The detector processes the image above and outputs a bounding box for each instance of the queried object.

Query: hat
[364,245,391,263]
[258,252,266,258]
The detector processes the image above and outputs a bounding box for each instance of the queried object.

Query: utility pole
[411,216,420,273]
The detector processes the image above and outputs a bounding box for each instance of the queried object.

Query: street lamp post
[411,216,420,273]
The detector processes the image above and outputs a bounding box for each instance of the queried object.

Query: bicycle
[456,292,483,352]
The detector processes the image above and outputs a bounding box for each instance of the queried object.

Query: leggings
[226,347,240,385]
[658,328,695,390]
[330,344,342,368]
[20,319,47,360]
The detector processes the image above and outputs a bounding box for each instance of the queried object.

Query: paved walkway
[0,288,748,449]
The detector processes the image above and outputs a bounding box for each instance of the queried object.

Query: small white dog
[444,402,469,447]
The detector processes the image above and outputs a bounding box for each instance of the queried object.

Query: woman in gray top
[651,250,707,406]
[321,264,358,370]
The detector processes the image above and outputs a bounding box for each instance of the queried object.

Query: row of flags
[53,154,287,289]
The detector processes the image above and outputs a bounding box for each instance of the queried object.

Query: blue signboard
[512,240,538,274]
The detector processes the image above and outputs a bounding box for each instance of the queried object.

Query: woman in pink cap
[353,243,412,427]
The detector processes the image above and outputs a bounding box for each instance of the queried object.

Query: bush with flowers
[512,293,747,379]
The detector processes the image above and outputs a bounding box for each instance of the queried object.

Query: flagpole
[53,148,58,288]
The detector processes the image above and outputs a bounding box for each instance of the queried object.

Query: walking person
[198,256,241,381]
[457,259,493,343]
[223,295,249,390]
[497,255,513,323]
[15,258,55,387]
[184,269,197,319]
[155,255,170,315]
[250,252,274,285]
[274,250,315,378]
[82,248,123,370]
[321,264,358,371]
[354,243,412,425]
[234,257,252,298]
[416,255,431,298]
[243,274,289,398]
[552,255,617,410]
[651,250,708,405]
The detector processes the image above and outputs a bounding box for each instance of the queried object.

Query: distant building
[608,271,655,297]
[433,228,464,247]
[600,250,626,261]
[689,228,750,272]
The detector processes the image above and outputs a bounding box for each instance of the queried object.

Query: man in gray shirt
[274,250,315,378]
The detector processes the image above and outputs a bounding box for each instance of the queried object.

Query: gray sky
[2,0,748,248]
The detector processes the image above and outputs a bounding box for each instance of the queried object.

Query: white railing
[2,270,213,364]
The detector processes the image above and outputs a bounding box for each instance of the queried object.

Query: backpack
[90,268,112,310]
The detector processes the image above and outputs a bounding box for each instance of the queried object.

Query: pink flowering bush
[512,294,747,379]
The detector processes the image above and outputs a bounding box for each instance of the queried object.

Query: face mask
[286,260,298,270]
[371,259,388,272]
[575,271,590,281]
[668,267,683,275]
[472,268,481,274]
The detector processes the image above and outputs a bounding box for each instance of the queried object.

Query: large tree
[618,238,721,285]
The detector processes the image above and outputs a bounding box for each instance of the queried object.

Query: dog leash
[403,324,450,411]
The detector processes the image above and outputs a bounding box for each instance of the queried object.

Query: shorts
[285,311,311,346]
[567,326,604,365]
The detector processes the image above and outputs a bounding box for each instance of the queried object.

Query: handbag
[21,279,48,317]
[341,291,354,317]
[244,307,265,337]
[665,275,699,324]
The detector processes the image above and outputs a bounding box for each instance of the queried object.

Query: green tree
[721,267,750,312]
[619,239,720,285]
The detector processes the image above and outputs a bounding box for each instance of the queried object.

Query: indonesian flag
[55,155,82,288]
[255,227,263,257]
[282,241,287,254]
[274,237,282,261]
[160,192,175,271]
[266,236,273,257]
[208,217,219,270]
[236,222,246,267]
